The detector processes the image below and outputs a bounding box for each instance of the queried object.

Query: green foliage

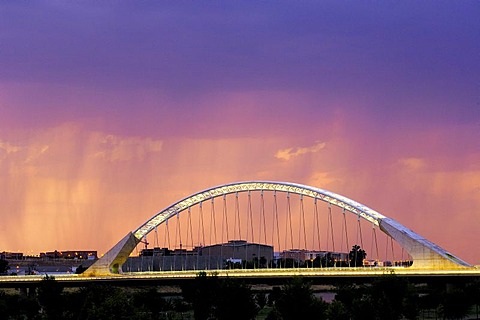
[348,244,366,267]
[255,292,267,309]
[333,274,419,320]
[2,272,479,320]
[0,290,40,319]
[74,264,88,274]
[181,272,258,320]
[37,275,64,319]
[369,274,410,319]
[274,277,327,320]
[132,287,168,319]
[320,253,336,268]
[440,287,471,320]
[326,300,350,320]
[267,286,281,306]
[181,271,220,320]
[0,259,9,274]
[79,284,134,320]
[419,281,476,320]
[215,278,258,320]
[265,307,282,320]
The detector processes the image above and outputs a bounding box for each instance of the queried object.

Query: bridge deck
[1,267,480,288]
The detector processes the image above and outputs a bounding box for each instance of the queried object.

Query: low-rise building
[0,251,24,260]
[40,250,97,260]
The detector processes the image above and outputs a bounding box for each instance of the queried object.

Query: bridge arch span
[86,181,471,275]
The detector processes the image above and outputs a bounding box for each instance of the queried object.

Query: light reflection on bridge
[88,181,472,276]
[1,267,480,287]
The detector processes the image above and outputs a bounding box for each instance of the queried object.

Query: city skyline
[0,2,479,264]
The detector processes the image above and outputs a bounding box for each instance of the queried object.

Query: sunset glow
[0,2,479,264]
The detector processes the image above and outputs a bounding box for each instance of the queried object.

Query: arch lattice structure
[86,181,471,275]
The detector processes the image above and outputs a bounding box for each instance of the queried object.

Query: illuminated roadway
[2,267,480,288]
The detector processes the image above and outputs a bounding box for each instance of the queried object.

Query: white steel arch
[86,181,471,275]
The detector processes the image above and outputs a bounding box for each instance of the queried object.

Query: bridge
[1,180,479,288]
[2,268,480,289]
[83,181,473,276]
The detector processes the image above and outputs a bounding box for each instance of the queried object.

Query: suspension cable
[222,194,229,242]
[314,198,322,268]
[247,191,254,243]
[274,191,281,268]
[173,211,180,270]
[385,234,389,262]
[328,204,335,252]
[373,224,379,261]
[187,207,193,270]
[340,209,345,256]
[198,202,205,270]
[342,208,350,266]
[273,191,281,252]
[164,219,171,271]
[358,214,364,249]
[234,192,241,241]
[300,195,307,250]
[370,222,375,262]
[287,192,294,250]
[258,191,267,268]
[221,194,228,270]
[210,197,217,245]
[261,191,267,245]
[390,236,395,263]
[154,226,159,249]
[154,226,159,271]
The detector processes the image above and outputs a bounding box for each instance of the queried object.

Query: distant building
[128,240,274,272]
[140,247,198,257]
[280,249,348,263]
[0,251,24,260]
[140,240,273,262]
[199,240,274,262]
[40,250,97,260]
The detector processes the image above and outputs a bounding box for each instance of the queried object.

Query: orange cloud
[0,121,479,265]
[397,157,426,171]
[275,141,326,161]
[93,134,163,162]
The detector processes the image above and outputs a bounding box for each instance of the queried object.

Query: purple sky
[1,1,479,263]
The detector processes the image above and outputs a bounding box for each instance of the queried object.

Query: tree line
[1,272,480,320]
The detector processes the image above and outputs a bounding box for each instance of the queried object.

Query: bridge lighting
[85,181,472,276]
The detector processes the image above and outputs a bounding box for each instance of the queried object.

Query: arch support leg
[85,232,141,276]
[379,218,470,269]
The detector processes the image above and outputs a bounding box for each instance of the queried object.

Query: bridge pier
[85,232,141,276]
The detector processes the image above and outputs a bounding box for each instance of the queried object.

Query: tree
[75,264,88,274]
[320,252,336,267]
[333,274,419,320]
[181,271,220,320]
[37,275,64,319]
[0,259,9,275]
[333,283,360,314]
[466,279,480,319]
[0,290,40,320]
[215,278,258,320]
[132,287,168,319]
[76,284,134,320]
[439,287,471,320]
[369,274,411,320]
[327,300,350,320]
[256,292,267,310]
[274,277,327,320]
[349,245,366,267]
[182,272,258,320]
[259,256,267,268]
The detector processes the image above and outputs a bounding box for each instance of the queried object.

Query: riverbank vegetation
[1,273,479,319]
